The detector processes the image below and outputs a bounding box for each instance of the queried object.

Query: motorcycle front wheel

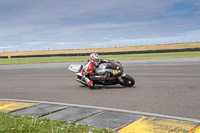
[119,74,135,87]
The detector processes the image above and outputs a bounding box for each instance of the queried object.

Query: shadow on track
[79,85,136,90]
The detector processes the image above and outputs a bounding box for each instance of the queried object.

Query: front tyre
[119,74,135,87]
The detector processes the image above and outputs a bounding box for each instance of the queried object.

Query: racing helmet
[90,53,100,66]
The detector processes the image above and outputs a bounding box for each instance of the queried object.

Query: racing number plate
[113,70,118,74]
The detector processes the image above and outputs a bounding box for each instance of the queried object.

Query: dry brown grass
[1,42,200,56]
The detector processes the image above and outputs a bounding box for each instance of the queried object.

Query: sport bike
[68,60,135,89]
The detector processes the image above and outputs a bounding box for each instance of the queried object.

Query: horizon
[1,42,199,54]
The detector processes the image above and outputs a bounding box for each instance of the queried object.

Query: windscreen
[105,61,117,69]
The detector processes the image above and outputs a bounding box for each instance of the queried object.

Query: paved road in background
[0,58,200,119]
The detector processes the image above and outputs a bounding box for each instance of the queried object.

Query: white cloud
[0,24,34,37]
[0,0,200,51]
[0,45,19,49]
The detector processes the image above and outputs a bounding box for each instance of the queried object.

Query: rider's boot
[83,76,94,89]
[87,80,94,89]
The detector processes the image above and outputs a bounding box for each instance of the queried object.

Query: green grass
[0,111,115,133]
[0,51,200,65]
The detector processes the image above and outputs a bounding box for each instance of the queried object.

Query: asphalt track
[0,57,200,120]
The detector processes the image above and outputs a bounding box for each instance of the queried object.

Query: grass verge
[0,111,115,133]
[0,51,200,65]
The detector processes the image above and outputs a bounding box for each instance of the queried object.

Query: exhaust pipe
[76,78,87,86]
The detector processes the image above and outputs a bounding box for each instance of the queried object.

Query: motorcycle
[68,60,135,89]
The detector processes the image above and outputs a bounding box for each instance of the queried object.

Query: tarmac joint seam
[74,110,104,123]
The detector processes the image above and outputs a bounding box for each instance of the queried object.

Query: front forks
[121,72,126,77]
[118,72,126,83]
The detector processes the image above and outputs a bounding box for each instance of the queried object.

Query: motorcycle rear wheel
[120,74,135,87]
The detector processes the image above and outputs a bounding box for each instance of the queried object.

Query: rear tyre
[119,74,135,87]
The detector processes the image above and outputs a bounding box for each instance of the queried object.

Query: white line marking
[0,98,200,123]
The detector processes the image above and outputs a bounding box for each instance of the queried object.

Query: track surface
[0,58,200,119]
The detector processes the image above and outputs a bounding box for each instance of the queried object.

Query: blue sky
[0,0,200,52]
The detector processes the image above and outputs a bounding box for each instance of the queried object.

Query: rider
[81,53,109,88]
